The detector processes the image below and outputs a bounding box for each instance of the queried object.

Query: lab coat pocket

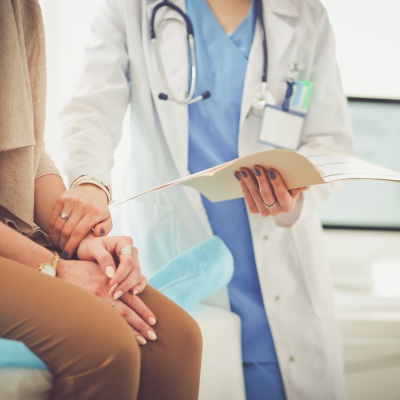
[111,199,177,277]
[291,214,334,317]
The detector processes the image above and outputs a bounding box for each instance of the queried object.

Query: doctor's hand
[77,234,146,299]
[49,184,112,258]
[234,166,309,217]
[57,258,156,346]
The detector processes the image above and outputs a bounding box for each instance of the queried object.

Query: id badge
[258,104,305,150]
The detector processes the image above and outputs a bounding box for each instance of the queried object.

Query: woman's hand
[49,185,112,258]
[234,166,309,217]
[57,258,156,345]
[76,235,146,299]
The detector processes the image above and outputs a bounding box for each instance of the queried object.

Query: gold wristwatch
[38,252,60,277]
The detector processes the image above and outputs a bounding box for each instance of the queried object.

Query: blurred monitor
[319,97,400,231]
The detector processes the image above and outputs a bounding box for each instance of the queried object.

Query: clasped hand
[57,255,156,346]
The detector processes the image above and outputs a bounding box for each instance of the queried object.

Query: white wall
[41,0,102,175]
[321,0,400,99]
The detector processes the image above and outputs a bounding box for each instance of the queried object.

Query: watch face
[40,264,57,277]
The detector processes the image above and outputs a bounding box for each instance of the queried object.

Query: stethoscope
[150,0,274,112]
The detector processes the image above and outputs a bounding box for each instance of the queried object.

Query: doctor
[56,0,353,398]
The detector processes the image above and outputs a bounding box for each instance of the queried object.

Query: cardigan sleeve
[36,147,62,180]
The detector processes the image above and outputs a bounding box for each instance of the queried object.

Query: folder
[111,149,400,206]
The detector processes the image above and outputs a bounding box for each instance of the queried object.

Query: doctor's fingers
[49,199,66,239]
[266,169,304,213]
[236,167,275,217]
[234,170,258,213]
[120,292,157,342]
[60,214,99,258]
[92,216,113,238]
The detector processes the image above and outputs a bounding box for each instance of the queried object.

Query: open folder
[111,149,400,206]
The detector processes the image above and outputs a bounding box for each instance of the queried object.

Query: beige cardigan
[0,0,60,238]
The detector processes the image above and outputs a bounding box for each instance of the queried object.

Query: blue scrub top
[186,0,278,363]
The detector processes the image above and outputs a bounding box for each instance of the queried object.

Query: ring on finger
[263,200,276,209]
[119,245,135,256]
[59,212,69,220]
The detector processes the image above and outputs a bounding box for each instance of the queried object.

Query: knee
[88,312,141,372]
[52,304,141,379]
[162,304,203,364]
[178,311,203,357]
[101,327,141,371]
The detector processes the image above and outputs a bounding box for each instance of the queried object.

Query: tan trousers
[0,257,202,400]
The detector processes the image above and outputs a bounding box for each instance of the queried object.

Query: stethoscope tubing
[150,0,267,105]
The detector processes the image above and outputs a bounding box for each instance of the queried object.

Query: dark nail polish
[234,173,240,180]
[254,168,261,176]
[269,171,276,180]
[61,250,69,260]
[240,171,247,178]
[100,229,105,237]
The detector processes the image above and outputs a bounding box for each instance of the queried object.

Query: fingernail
[108,283,118,296]
[147,330,157,340]
[136,336,147,346]
[114,290,123,300]
[100,229,105,237]
[105,266,115,278]
[240,171,247,178]
[254,168,261,176]
[61,250,69,260]
[234,173,240,180]
[148,317,156,326]
[133,289,139,295]
[269,171,276,180]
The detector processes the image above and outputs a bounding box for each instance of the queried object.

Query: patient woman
[0,1,202,399]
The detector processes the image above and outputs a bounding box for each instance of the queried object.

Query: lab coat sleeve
[274,1,354,228]
[60,0,131,188]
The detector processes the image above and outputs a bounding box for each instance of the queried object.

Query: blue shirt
[186,0,278,363]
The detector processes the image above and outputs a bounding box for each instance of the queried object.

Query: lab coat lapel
[240,0,299,127]
[143,0,212,234]
[144,0,189,176]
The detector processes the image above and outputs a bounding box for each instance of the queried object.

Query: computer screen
[319,97,400,231]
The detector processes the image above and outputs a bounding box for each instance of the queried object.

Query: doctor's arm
[235,3,353,225]
[51,0,131,253]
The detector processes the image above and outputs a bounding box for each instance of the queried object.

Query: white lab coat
[61,0,354,398]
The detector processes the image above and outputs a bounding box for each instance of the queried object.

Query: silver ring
[263,200,276,209]
[111,300,117,307]
[59,212,69,220]
[119,245,135,256]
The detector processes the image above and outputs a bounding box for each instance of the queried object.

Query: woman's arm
[0,221,55,268]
